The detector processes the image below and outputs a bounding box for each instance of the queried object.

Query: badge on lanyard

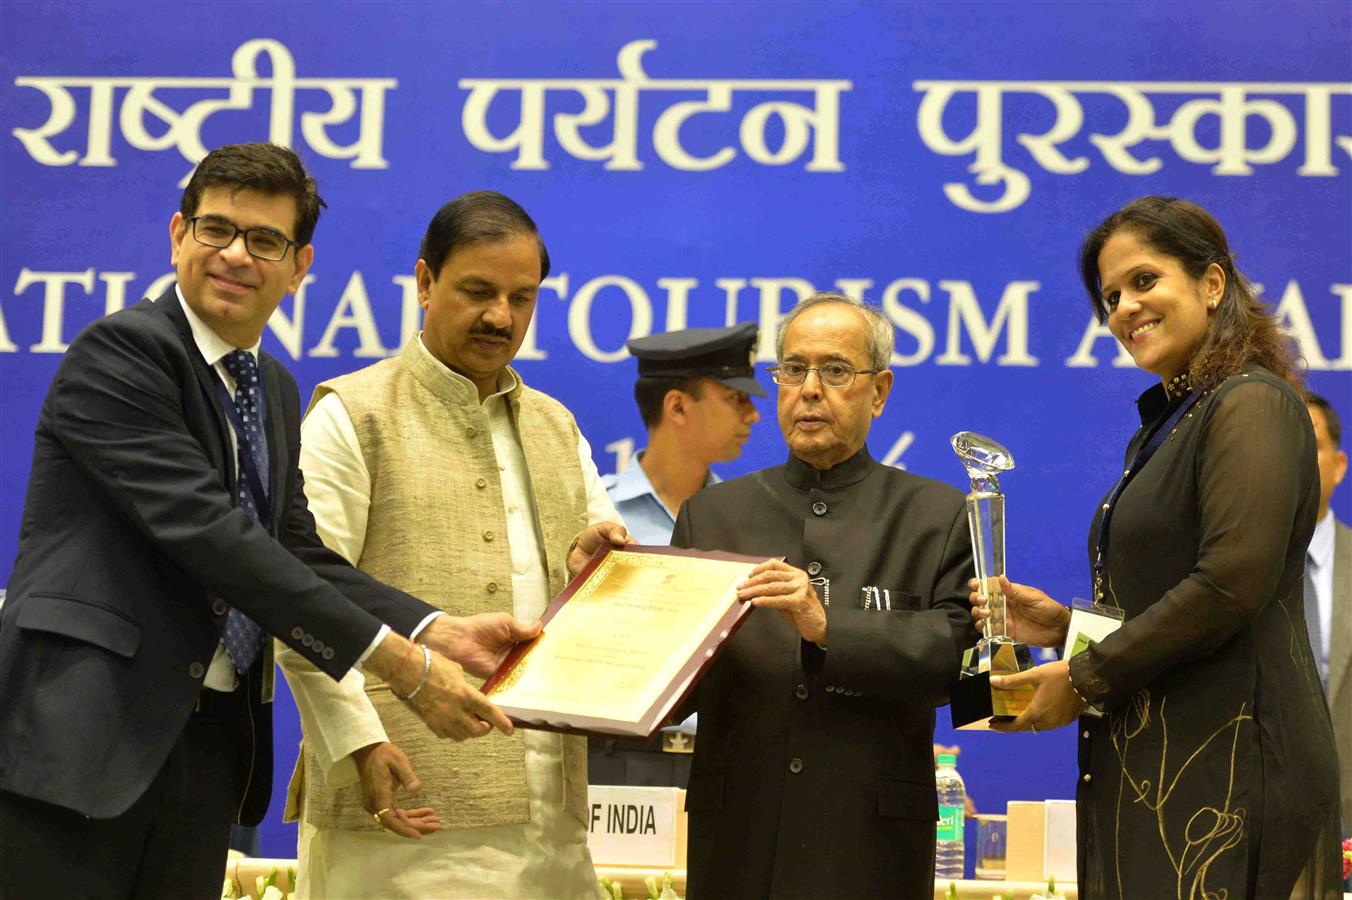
[1069,391,1200,717]
[1062,599,1124,719]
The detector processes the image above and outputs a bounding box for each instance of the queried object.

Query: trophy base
[950,640,1035,730]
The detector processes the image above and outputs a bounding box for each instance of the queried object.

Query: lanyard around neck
[212,373,273,532]
[1092,391,1201,605]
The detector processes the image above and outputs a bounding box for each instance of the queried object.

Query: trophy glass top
[950,431,1015,491]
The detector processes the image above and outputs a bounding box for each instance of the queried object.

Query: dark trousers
[588,736,692,787]
[0,690,246,900]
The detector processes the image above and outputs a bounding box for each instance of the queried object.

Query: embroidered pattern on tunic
[1110,692,1252,900]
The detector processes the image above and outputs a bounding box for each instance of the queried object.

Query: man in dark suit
[0,144,574,898]
[1305,394,1350,836]
[670,292,976,898]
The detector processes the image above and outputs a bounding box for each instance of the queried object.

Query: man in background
[590,323,764,788]
[279,190,627,899]
[1304,393,1349,835]
[604,323,763,545]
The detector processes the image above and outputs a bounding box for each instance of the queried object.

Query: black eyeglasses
[187,215,298,261]
[768,361,880,388]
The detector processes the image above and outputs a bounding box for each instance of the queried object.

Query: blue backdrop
[2,0,1349,862]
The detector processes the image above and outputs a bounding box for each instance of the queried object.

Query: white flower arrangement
[220,865,296,900]
[1029,877,1068,900]
[595,870,683,900]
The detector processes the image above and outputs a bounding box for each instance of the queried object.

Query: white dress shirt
[1307,510,1335,677]
[173,287,391,692]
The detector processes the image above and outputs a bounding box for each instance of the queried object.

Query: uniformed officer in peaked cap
[590,322,765,787]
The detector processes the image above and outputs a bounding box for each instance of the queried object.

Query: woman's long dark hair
[1078,196,1302,394]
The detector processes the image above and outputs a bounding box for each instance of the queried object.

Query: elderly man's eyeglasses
[187,216,298,261]
[768,361,879,388]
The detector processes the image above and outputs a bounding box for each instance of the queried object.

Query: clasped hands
[968,575,1085,733]
[737,559,827,646]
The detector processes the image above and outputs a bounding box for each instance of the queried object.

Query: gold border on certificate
[485,546,768,736]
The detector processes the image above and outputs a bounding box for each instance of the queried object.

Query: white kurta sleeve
[275,391,387,788]
[577,430,622,527]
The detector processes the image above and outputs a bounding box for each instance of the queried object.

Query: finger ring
[372,807,392,825]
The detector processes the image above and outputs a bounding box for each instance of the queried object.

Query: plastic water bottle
[935,752,966,879]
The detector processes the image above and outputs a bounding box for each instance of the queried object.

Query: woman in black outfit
[973,196,1342,899]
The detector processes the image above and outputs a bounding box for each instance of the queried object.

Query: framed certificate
[481,545,771,739]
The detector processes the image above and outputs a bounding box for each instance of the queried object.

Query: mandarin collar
[784,445,876,491]
[1163,371,1193,401]
[1135,380,1184,425]
[404,335,522,407]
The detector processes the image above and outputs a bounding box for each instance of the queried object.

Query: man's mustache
[469,324,513,341]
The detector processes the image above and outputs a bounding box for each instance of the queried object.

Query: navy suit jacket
[0,285,436,823]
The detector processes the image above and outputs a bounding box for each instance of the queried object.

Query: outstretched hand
[365,635,516,741]
[988,659,1085,733]
[403,649,515,740]
[421,613,542,679]
[353,742,443,839]
[968,575,1070,649]
[567,521,634,577]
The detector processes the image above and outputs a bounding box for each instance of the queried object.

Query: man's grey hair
[775,292,895,370]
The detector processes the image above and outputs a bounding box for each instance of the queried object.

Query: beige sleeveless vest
[296,340,590,831]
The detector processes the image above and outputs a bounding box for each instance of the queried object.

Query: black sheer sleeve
[1069,377,1316,708]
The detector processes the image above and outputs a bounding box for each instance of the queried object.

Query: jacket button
[467,426,477,438]
[811,502,827,516]
[302,633,314,647]
[1082,773,1092,783]
[789,758,803,774]
[807,561,822,576]
[483,530,495,542]
[824,685,835,693]
[312,639,326,654]
[795,684,808,700]
[486,581,498,593]
[212,599,228,616]
[322,647,335,661]
[1082,730,1090,739]
[188,662,205,679]
[475,478,487,489]
[291,626,304,640]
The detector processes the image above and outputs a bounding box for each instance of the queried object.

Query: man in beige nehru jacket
[278,191,628,898]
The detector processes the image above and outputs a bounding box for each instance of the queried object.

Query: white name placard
[586,785,680,868]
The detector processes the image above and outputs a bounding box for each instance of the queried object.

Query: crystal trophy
[949,431,1034,730]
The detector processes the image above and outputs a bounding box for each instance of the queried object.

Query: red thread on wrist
[388,640,419,687]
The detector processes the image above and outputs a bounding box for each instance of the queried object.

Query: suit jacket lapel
[157,284,234,491]
[1328,521,1352,701]
[261,354,287,535]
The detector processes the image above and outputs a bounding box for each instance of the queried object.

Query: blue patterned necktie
[220,349,269,674]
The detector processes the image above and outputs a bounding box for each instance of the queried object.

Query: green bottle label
[936,804,964,842]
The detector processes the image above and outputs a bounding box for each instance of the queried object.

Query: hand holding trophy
[949,432,1035,730]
